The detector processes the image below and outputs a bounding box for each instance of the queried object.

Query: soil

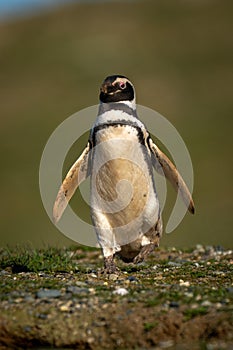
[0,245,232,349]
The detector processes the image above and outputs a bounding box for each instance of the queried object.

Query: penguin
[53,75,194,273]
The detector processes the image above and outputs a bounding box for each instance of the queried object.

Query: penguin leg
[91,211,120,274]
[133,216,163,264]
[98,238,119,274]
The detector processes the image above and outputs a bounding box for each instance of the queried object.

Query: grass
[0,246,232,348]
[144,321,158,332]
[183,307,208,321]
[0,0,232,250]
[0,246,79,273]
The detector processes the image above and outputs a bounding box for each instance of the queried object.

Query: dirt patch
[0,246,232,349]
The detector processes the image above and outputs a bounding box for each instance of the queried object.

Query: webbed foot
[133,243,156,264]
[103,255,119,274]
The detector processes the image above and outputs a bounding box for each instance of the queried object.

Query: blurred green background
[0,0,232,249]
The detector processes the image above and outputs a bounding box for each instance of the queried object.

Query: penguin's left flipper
[53,142,91,223]
[148,138,195,214]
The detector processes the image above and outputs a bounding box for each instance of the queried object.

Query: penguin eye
[119,82,126,90]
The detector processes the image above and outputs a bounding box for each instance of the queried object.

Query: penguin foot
[133,243,156,264]
[103,255,118,274]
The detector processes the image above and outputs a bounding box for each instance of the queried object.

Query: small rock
[24,295,35,302]
[159,340,174,348]
[36,289,61,299]
[155,274,163,280]
[169,301,179,308]
[179,280,190,287]
[23,326,31,332]
[201,300,212,307]
[206,246,215,255]
[126,309,133,316]
[113,288,128,296]
[195,244,205,254]
[227,287,233,294]
[185,292,194,298]
[14,298,23,303]
[90,273,97,278]
[127,276,137,282]
[109,273,118,281]
[38,272,50,277]
[88,288,95,294]
[37,313,48,319]
[167,261,181,267]
[66,286,89,295]
[215,302,222,309]
[87,337,95,344]
[75,281,86,287]
[60,301,72,312]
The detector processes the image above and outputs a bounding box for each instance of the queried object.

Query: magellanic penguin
[53,75,195,273]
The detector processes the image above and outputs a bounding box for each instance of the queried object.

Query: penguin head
[99,75,135,103]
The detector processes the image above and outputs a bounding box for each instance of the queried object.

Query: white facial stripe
[113,77,130,86]
[109,89,121,95]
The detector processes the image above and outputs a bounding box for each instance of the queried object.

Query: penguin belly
[90,124,160,256]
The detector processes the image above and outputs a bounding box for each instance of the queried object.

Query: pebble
[89,288,95,294]
[23,326,31,332]
[179,280,190,287]
[24,296,35,302]
[215,302,222,309]
[113,288,128,296]
[90,273,97,278]
[127,276,137,282]
[201,300,212,307]
[194,244,205,254]
[108,273,118,281]
[75,281,86,287]
[159,340,174,348]
[167,261,182,267]
[169,301,179,308]
[66,286,89,295]
[87,337,95,344]
[60,301,72,312]
[14,298,23,303]
[36,289,61,299]
[185,292,194,298]
[37,313,48,319]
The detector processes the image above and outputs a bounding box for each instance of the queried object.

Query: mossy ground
[0,245,232,349]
